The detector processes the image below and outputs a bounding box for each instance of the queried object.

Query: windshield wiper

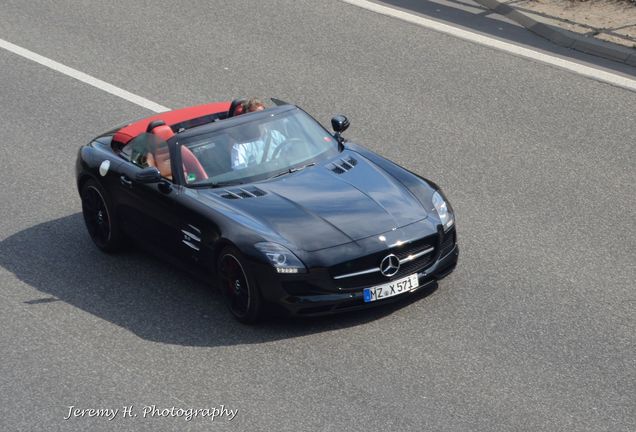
[190,181,244,189]
[269,162,316,179]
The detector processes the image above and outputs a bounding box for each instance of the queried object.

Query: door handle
[120,175,133,187]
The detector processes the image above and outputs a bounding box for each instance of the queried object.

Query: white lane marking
[0,38,170,112]
[341,0,636,92]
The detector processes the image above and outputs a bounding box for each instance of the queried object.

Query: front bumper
[252,243,459,317]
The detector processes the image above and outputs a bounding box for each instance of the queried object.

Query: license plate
[363,273,419,303]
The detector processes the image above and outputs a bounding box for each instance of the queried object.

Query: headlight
[254,242,307,274]
[432,191,454,232]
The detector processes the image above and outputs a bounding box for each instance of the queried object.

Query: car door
[115,134,216,270]
[114,133,181,253]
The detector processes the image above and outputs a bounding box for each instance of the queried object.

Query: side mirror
[135,167,162,183]
[331,115,349,144]
[331,115,350,133]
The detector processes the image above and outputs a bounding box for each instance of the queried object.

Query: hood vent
[218,186,267,200]
[328,157,358,174]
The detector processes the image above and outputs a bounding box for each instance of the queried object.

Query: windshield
[178,108,340,186]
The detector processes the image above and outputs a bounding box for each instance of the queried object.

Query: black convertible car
[76,99,458,322]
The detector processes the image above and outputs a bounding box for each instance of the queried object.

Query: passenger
[243,98,266,113]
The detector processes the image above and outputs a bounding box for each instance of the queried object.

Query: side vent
[219,186,267,200]
[328,156,358,174]
[250,188,267,197]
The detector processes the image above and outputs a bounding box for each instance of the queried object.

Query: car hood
[201,153,428,251]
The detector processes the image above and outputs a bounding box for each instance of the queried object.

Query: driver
[231,98,286,170]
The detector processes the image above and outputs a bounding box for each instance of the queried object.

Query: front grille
[331,234,437,290]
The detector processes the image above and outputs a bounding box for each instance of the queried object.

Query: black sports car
[76,99,458,322]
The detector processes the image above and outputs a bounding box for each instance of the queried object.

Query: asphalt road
[0,1,634,431]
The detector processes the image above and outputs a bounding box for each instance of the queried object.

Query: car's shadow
[0,214,438,347]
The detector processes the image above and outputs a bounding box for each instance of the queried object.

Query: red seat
[181,146,208,182]
[144,121,175,179]
[145,141,172,179]
[146,119,207,183]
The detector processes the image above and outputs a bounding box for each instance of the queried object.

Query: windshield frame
[173,106,341,188]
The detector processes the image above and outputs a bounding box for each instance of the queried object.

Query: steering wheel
[270,138,304,161]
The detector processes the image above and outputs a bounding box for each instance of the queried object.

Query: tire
[80,178,125,253]
[217,246,262,323]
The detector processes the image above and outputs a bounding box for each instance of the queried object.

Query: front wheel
[217,246,262,324]
[80,179,125,252]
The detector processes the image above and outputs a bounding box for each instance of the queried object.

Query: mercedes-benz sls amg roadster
[76,98,459,322]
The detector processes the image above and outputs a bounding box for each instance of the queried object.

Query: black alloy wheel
[218,246,261,323]
[80,179,124,252]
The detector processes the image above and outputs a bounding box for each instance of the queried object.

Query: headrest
[146,119,166,132]
[228,99,246,117]
[150,125,174,141]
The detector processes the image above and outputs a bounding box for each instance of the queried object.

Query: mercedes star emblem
[380,254,400,277]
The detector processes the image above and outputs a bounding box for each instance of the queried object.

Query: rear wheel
[80,179,125,252]
[217,246,262,323]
